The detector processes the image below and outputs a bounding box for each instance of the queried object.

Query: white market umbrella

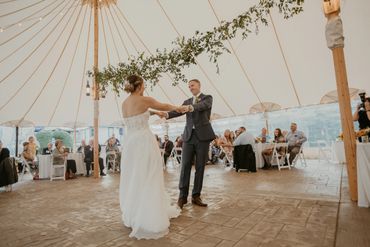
[1,119,35,156]
[320,88,363,104]
[249,102,282,134]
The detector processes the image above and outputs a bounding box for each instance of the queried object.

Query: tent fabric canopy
[0,0,369,127]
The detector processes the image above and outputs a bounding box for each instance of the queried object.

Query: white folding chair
[220,146,233,167]
[170,147,182,167]
[106,151,117,173]
[19,155,34,181]
[50,159,66,181]
[289,144,307,168]
[270,143,290,171]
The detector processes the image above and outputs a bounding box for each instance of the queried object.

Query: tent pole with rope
[324,0,357,201]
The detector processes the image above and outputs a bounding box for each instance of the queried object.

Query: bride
[120,75,185,240]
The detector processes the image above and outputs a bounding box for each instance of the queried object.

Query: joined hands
[154,105,190,119]
[176,105,190,114]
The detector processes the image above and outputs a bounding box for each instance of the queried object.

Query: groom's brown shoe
[177,197,187,209]
[192,196,208,207]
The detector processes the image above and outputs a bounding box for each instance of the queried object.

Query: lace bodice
[123,111,150,131]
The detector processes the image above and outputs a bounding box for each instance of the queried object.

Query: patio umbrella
[320,88,363,104]
[1,119,35,156]
[249,102,282,134]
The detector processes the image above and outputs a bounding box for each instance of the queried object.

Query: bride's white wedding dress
[119,110,180,240]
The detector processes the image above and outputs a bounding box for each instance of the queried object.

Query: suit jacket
[233,144,256,172]
[84,144,101,163]
[0,157,18,187]
[168,93,215,142]
[163,140,174,156]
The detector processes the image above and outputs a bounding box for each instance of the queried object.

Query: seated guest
[262,128,286,169]
[230,131,236,141]
[84,139,106,177]
[209,135,221,164]
[286,123,307,165]
[105,134,120,146]
[174,136,183,164]
[233,127,256,172]
[0,145,18,192]
[27,136,38,157]
[53,139,76,179]
[42,143,53,155]
[175,136,183,148]
[106,138,120,171]
[22,141,35,162]
[0,140,10,164]
[218,129,234,165]
[257,128,271,143]
[353,97,370,141]
[21,142,39,180]
[162,135,174,166]
[233,127,255,147]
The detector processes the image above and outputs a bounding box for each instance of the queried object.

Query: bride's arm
[144,97,184,112]
[149,110,165,118]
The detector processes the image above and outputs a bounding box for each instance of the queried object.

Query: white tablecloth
[37,153,85,178]
[331,141,346,164]
[37,155,52,179]
[68,153,85,175]
[255,143,273,168]
[357,143,370,207]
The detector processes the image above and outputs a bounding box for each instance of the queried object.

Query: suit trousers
[179,130,210,198]
[86,157,104,175]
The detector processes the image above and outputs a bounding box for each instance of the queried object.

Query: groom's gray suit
[167,93,215,199]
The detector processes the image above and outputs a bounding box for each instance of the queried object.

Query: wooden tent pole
[323,0,357,201]
[93,0,100,178]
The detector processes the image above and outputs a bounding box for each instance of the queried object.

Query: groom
[162,79,215,209]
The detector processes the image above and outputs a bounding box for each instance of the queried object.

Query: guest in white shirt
[233,127,255,147]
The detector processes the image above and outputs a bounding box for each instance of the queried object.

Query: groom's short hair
[189,79,201,85]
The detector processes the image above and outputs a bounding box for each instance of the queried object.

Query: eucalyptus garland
[94,0,304,94]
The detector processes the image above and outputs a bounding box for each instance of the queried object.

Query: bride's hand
[176,105,189,113]
[156,111,167,119]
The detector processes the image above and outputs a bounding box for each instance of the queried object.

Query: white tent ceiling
[0,0,369,127]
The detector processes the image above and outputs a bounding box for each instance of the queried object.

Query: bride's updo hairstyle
[124,75,144,93]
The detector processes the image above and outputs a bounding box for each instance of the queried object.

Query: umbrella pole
[15,126,19,157]
[324,1,357,201]
[93,0,100,178]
